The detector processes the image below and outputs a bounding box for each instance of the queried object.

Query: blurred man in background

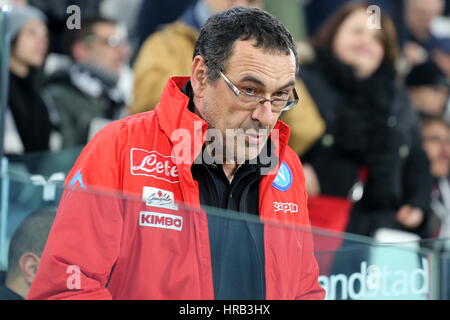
[406,59,450,116]
[131,0,264,114]
[28,0,102,54]
[420,115,450,238]
[403,0,446,66]
[45,17,131,149]
[0,207,55,300]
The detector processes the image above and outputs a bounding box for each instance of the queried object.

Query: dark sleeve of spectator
[445,0,450,15]
[402,114,433,216]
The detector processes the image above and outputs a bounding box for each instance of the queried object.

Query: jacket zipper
[237,173,266,300]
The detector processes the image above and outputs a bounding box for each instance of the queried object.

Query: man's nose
[251,100,274,127]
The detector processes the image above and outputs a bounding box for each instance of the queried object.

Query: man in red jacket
[28,7,325,300]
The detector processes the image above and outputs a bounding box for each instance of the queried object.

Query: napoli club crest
[272,162,293,192]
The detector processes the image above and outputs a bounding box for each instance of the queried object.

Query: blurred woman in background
[5,6,59,154]
[300,2,432,238]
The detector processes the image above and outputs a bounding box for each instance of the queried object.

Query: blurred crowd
[1,0,450,247]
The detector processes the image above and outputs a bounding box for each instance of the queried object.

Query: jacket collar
[155,77,291,171]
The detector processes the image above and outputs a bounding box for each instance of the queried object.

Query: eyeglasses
[219,71,299,113]
[85,34,129,49]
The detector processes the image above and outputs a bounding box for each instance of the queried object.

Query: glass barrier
[1,167,446,300]
[414,238,450,300]
[442,251,450,300]
[1,5,11,156]
[6,146,83,177]
[317,236,436,300]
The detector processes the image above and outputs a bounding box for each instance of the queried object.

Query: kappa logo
[274,201,299,214]
[68,169,87,189]
[143,187,179,211]
[139,211,183,231]
[131,148,179,183]
[272,162,293,192]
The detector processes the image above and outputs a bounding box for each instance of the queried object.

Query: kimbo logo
[139,211,183,232]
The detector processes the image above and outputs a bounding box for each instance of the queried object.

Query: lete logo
[131,148,179,183]
[272,162,293,192]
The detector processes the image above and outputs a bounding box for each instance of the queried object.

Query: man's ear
[191,56,209,98]
[18,252,40,285]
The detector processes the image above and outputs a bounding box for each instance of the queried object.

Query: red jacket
[28,77,325,300]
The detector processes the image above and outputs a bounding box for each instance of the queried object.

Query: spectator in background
[99,0,144,55]
[302,0,394,38]
[135,0,194,51]
[45,17,131,149]
[0,207,56,300]
[300,2,432,237]
[430,37,450,79]
[5,6,60,154]
[28,0,101,54]
[0,0,28,7]
[402,0,445,66]
[130,0,264,114]
[406,59,450,116]
[420,114,450,238]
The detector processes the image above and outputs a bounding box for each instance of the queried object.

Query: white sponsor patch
[142,187,178,211]
[273,201,299,214]
[139,211,183,231]
[130,148,179,183]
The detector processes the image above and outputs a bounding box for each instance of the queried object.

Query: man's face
[409,85,449,115]
[204,0,263,13]
[193,40,296,163]
[405,0,444,41]
[422,121,450,178]
[80,22,130,75]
